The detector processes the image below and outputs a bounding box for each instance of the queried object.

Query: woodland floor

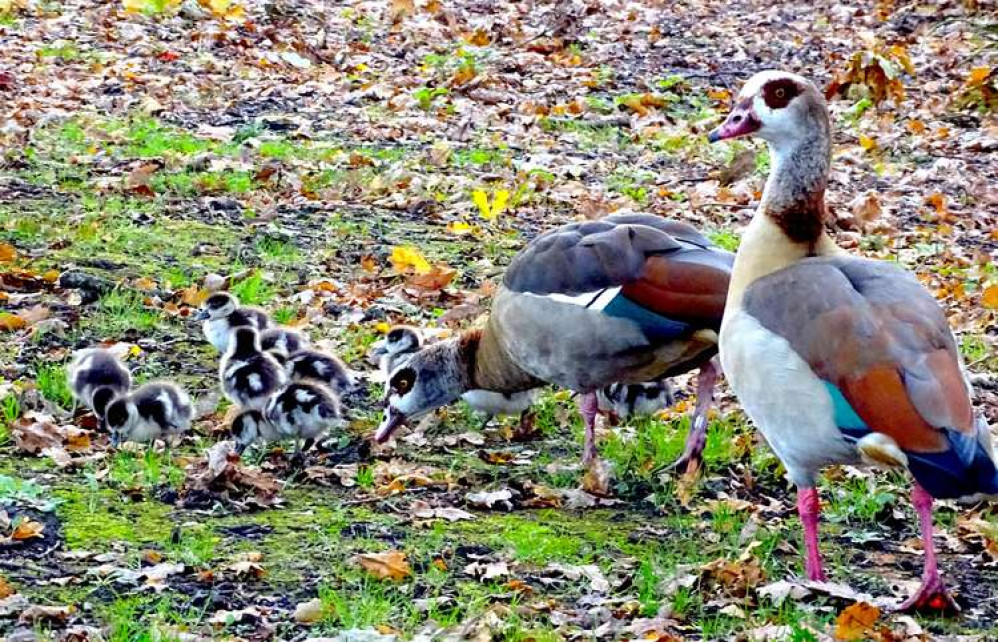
[0,0,997,640]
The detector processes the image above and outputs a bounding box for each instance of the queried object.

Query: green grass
[707,228,741,252]
[36,362,74,410]
[0,474,60,511]
[108,449,185,491]
[229,271,276,306]
[84,288,160,338]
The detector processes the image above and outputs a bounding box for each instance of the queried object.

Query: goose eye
[775,88,785,99]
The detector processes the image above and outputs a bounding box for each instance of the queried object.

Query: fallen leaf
[0,576,14,599]
[0,313,26,332]
[18,604,74,624]
[294,598,324,624]
[356,550,411,581]
[466,488,514,510]
[390,246,432,275]
[834,601,880,641]
[981,284,998,310]
[11,518,45,541]
[0,242,15,262]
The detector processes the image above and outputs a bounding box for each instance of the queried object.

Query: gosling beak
[109,431,121,448]
[708,100,760,142]
[193,308,210,321]
[233,441,248,456]
[374,406,407,443]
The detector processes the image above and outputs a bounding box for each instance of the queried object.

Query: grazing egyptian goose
[219,327,288,410]
[709,70,997,612]
[285,349,354,395]
[67,347,132,418]
[104,381,193,446]
[374,214,732,476]
[371,325,541,427]
[195,292,272,353]
[260,327,308,360]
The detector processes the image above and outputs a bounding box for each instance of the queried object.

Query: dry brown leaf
[357,550,411,581]
[406,264,456,291]
[834,601,880,640]
[11,519,45,541]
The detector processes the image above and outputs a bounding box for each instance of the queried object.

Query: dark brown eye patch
[391,368,415,394]
[762,78,801,109]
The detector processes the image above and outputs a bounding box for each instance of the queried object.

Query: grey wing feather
[505,215,708,295]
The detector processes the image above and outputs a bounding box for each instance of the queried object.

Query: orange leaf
[466,28,490,47]
[925,192,947,214]
[0,242,15,263]
[0,575,14,599]
[0,313,26,332]
[834,601,880,641]
[357,550,411,581]
[982,284,998,310]
[968,66,992,86]
[12,519,45,541]
[406,265,456,292]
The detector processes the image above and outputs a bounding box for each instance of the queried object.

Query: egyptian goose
[67,347,132,419]
[371,325,541,427]
[104,381,193,446]
[710,70,997,612]
[195,292,272,353]
[374,213,732,476]
[260,327,309,360]
[219,327,288,410]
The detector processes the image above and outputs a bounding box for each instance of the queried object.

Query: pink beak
[708,100,760,142]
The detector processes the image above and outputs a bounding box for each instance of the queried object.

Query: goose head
[370,325,423,362]
[374,340,469,443]
[708,71,828,150]
[195,292,238,322]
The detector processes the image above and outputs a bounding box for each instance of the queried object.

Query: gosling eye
[774,88,785,99]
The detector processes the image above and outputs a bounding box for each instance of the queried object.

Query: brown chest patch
[766,190,827,245]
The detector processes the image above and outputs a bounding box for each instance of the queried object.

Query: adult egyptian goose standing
[374,213,732,476]
[709,70,997,611]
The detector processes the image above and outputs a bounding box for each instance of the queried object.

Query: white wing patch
[248,373,263,391]
[525,287,621,311]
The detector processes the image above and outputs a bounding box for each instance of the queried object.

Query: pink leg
[671,358,718,474]
[797,487,826,582]
[578,392,599,465]
[899,484,960,613]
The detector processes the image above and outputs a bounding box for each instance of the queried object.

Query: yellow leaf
[968,66,992,86]
[357,550,411,581]
[389,246,432,275]
[374,321,391,334]
[472,189,492,220]
[0,242,15,263]
[834,601,880,641]
[447,221,477,236]
[492,189,510,217]
[122,0,146,12]
[983,284,998,310]
[858,134,877,151]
